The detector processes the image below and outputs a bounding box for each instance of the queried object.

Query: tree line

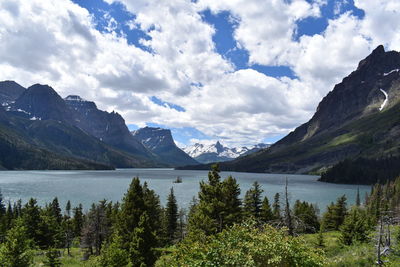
[0,164,396,266]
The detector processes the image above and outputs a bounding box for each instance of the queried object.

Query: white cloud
[0,0,399,147]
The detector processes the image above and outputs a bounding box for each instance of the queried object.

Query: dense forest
[319,156,400,184]
[1,165,400,266]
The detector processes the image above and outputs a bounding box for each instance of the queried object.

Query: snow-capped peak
[183,141,270,163]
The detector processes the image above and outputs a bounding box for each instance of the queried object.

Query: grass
[33,247,100,267]
[302,228,400,267]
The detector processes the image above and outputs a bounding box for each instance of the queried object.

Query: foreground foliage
[159,222,325,266]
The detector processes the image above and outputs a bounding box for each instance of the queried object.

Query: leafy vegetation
[2,166,400,266]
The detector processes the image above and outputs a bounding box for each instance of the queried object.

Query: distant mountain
[0,108,112,170]
[0,82,165,170]
[180,45,400,184]
[132,127,198,166]
[183,141,269,164]
[0,81,26,105]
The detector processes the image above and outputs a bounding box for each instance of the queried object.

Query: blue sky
[2,0,396,147]
[69,0,365,147]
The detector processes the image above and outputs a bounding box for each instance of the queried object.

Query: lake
[0,168,370,213]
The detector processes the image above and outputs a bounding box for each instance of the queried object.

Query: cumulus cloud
[0,0,399,147]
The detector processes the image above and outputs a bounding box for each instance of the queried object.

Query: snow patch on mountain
[379,88,388,111]
[383,69,400,76]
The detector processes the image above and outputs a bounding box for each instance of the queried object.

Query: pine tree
[322,195,348,231]
[22,198,42,246]
[44,248,61,267]
[130,212,157,267]
[65,200,71,218]
[333,195,347,229]
[316,225,325,247]
[340,207,368,245]
[188,165,242,235]
[119,177,146,248]
[356,188,361,207]
[0,219,33,267]
[272,193,281,220]
[50,197,62,225]
[260,196,274,223]
[72,204,84,240]
[221,176,242,227]
[243,181,263,219]
[166,188,178,243]
[293,200,320,233]
[142,182,163,241]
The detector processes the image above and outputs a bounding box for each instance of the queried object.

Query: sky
[0,0,399,148]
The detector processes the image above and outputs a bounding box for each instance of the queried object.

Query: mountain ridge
[183,141,269,164]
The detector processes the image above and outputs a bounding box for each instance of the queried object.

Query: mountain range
[0,82,197,169]
[179,45,400,183]
[183,141,269,164]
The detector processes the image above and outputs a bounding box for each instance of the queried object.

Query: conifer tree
[50,197,62,225]
[293,200,320,233]
[143,182,163,241]
[340,207,368,245]
[166,188,178,243]
[333,195,347,229]
[188,165,242,235]
[65,200,71,218]
[356,188,361,207]
[0,219,33,267]
[243,181,263,219]
[22,198,42,245]
[119,177,146,248]
[316,225,325,247]
[221,176,242,227]
[322,195,348,231]
[260,196,274,223]
[273,193,281,220]
[44,248,61,267]
[72,204,84,240]
[130,212,157,267]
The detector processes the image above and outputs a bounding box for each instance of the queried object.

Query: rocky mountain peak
[132,126,198,166]
[0,80,26,105]
[13,84,72,121]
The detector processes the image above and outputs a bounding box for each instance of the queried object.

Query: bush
[158,221,325,266]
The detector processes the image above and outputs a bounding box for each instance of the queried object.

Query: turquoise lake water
[0,168,370,213]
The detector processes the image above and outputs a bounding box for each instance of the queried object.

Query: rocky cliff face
[132,127,198,166]
[64,95,152,158]
[0,81,26,105]
[13,84,73,121]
